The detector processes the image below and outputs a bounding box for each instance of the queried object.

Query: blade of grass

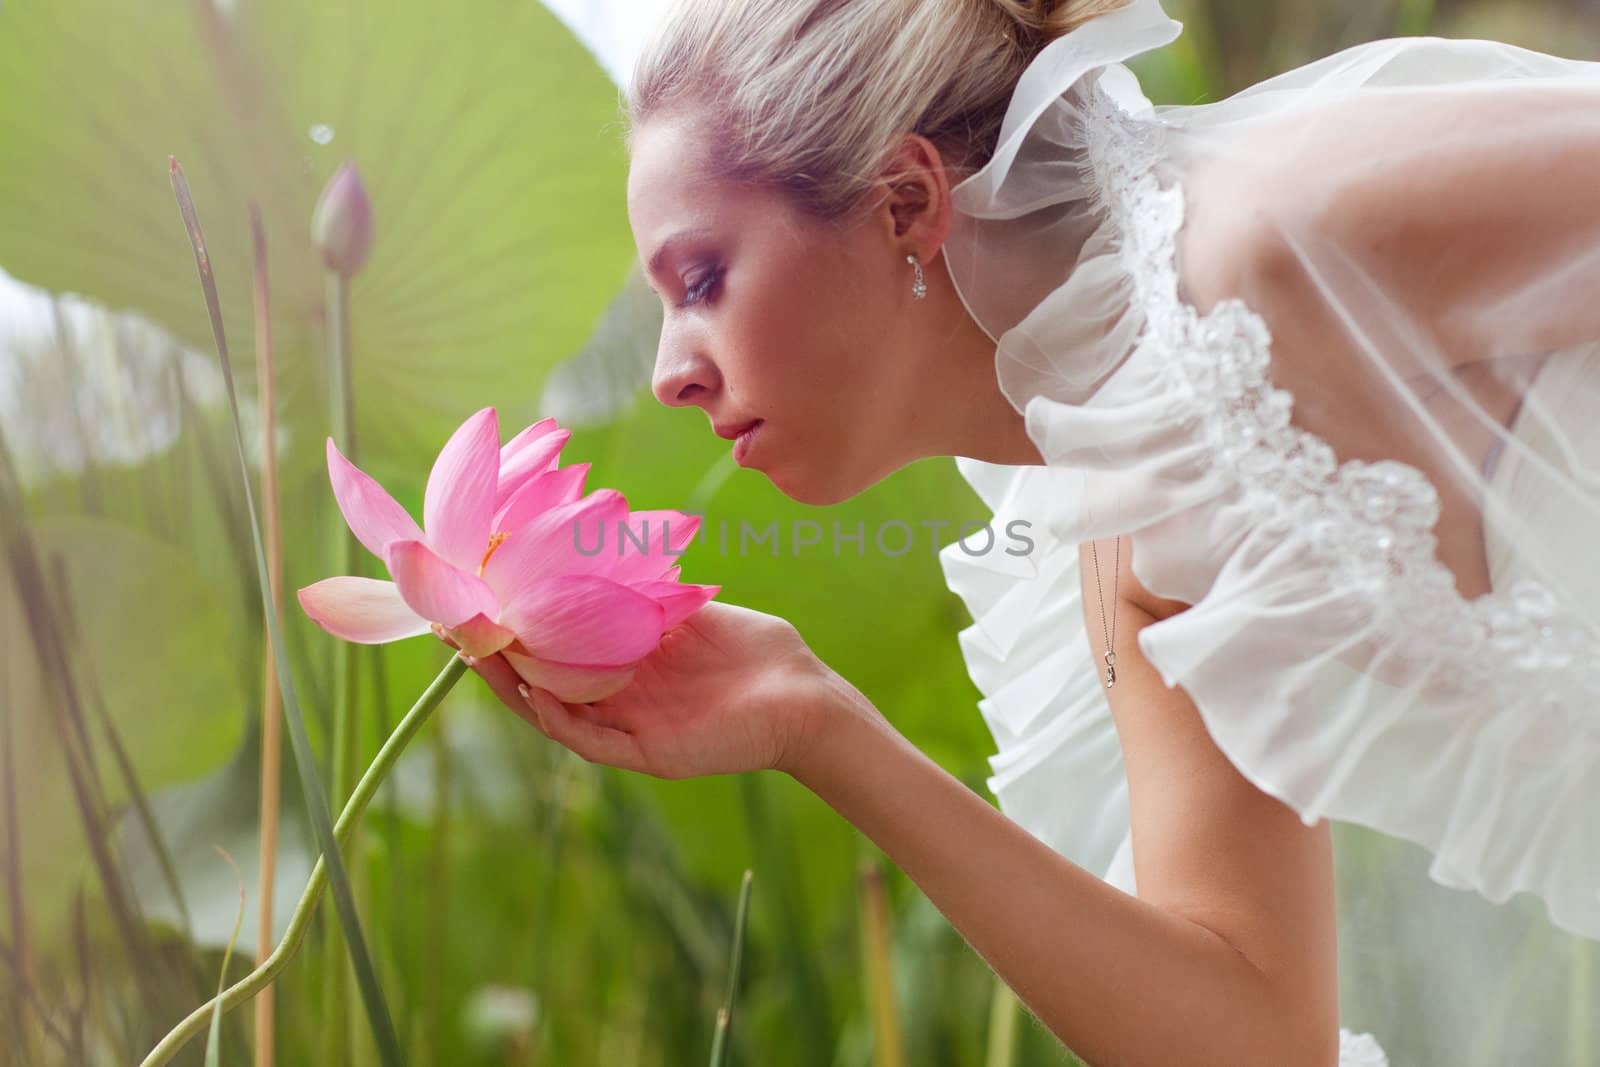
[166,156,402,1067]
[0,531,43,1067]
[737,773,835,1062]
[247,200,285,1067]
[168,346,261,701]
[522,720,576,1066]
[0,931,75,1057]
[419,707,451,1067]
[707,869,753,1067]
[71,888,92,1061]
[858,854,904,1067]
[138,653,468,1066]
[983,976,1021,1067]
[369,645,412,1039]
[205,847,247,1067]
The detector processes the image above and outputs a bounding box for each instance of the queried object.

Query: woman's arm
[784,545,1338,1067]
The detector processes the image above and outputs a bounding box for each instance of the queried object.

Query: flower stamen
[479,531,508,575]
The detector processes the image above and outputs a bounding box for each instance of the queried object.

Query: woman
[460,0,1600,1062]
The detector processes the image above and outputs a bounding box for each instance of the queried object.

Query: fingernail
[462,654,478,667]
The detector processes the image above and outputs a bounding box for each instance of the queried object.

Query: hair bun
[990,0,1131,46]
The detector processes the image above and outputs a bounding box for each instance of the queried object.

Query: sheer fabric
[935,0,1600,1061]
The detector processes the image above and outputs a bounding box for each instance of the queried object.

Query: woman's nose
[652,344,712,407]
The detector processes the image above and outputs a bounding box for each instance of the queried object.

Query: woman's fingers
[461,651,533,719]
[459,651,639,770]
[520,684,649,774]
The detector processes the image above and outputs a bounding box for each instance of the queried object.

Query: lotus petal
[386,539,500,628]
[502,650,640,704]
[481,489,629,600]
[630,580,720,631]
[496,423,573,509]
[424,406,501,572]
[492,463,590,533]
[297,576,431,643]
[448,612,518,659]
[326,438,424,560]
[500,573,664,666]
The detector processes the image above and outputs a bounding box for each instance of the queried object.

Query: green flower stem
[139,653,469,1067]
[324,252,361,1067]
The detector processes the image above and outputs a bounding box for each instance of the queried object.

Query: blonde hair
[623,0,1134,228]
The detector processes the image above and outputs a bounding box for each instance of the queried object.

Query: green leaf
[0,0,634,471]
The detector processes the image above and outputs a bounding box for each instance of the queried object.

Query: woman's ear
[875,132,955,251]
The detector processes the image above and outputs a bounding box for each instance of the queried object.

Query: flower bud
[311,162,374,276]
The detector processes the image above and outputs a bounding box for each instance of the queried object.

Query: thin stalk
[420,710,451,1067]
[858,855,904,1067]
[736,773,834,1063]
[138,654,469,1067]
[248,202,284,1067]
[707,869,753,1067]
[0,933,74,1056]
[526,734,575,1065]
[983,977,1021,1067]
[322,262,363,1067]
[369,647,413,1045]
[70,891,92,1061]
[168,157,400,1067]
[204,847,247,1067]
[0,511,41,1066]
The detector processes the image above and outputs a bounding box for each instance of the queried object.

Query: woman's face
[626,113,944,506]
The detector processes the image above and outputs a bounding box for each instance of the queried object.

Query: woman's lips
[732,420,764,465]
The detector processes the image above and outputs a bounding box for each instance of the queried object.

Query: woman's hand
[440,601,857,780]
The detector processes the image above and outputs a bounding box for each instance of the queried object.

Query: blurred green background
[0,1,1594,1065]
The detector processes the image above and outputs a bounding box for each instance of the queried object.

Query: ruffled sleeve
[937,3,1600,1059]
[940,3,1600,944]
[938,460,1138,895]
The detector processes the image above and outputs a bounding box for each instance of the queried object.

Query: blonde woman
[463,0,1600,1062]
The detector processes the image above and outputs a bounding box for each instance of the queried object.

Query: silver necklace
[1090,537,1120,688]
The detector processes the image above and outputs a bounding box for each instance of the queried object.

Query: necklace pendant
[1104,664,1116,688]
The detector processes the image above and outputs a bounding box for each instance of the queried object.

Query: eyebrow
[644,227,716,279]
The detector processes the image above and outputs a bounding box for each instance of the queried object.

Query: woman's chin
[770,466,872,508]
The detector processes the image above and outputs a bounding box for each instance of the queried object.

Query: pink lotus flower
[297,407,719,702]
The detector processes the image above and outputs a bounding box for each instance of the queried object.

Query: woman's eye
[677,268,722,309]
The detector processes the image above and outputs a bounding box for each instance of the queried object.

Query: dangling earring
[907,254,927,300]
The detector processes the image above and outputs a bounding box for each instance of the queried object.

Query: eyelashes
[677,267,723,309]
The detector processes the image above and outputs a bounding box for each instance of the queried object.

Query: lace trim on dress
[1079,81,1600,732]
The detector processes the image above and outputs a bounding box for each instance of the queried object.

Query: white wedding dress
[935,2,1600,1063]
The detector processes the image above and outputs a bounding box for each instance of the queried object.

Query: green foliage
[0,0,634,474]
